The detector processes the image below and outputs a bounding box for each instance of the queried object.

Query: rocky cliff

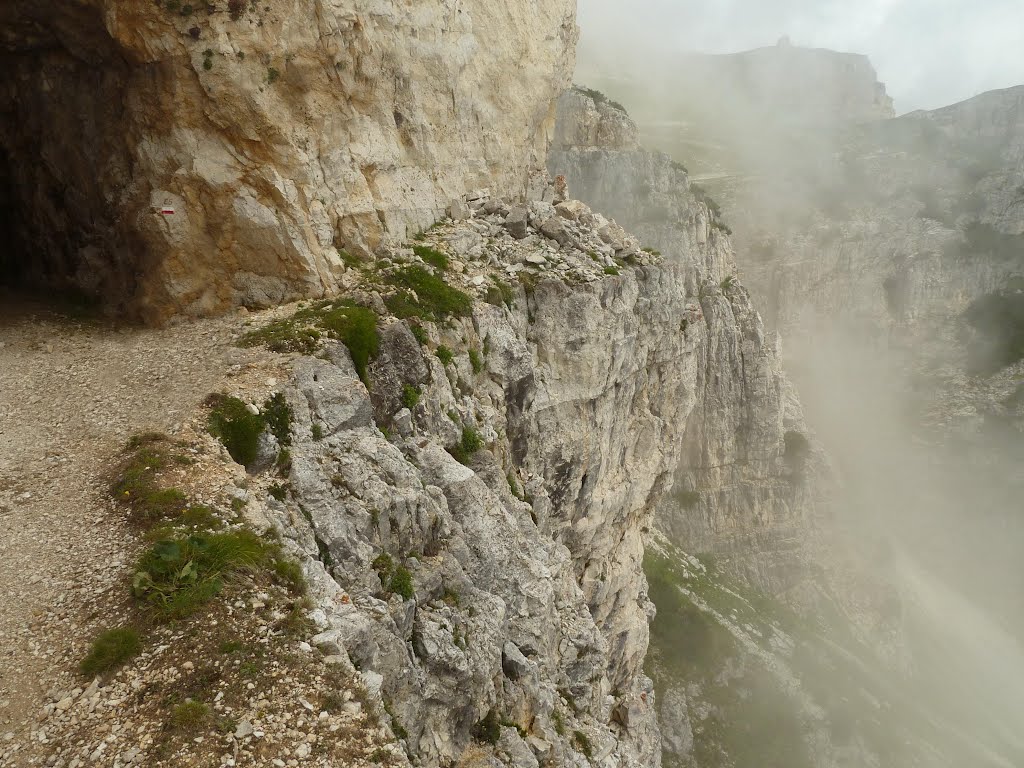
[548,89,826,597]
[0,0,576,320]
[218,172,827,767]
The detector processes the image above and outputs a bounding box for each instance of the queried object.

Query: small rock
[234,720,254,739]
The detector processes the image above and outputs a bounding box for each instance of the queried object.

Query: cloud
[577,0,1024,112]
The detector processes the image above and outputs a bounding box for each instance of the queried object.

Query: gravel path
[0,301,240,763]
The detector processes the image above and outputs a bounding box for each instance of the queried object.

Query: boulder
[504,207,530,239]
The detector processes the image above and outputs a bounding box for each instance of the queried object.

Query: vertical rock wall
[0,0,577,319]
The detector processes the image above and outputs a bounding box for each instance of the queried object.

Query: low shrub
[783,431,811,469]
[472,709,501,744]
[261,392,293,446]
[409,322,429,345]
[389,566,414,601]
[449,426,483,464]
[401,384,421,410]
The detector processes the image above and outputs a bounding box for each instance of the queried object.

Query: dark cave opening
[0,145,31,291]
[0,2,142,312]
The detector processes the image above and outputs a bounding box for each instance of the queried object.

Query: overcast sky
[577,0,1024,113]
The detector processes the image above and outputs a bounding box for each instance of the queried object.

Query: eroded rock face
[0,0,577,320]
[226,177,821,766]
[548,91,825,596]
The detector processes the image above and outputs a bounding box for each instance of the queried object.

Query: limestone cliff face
[0,0,577,320]
[548,91,825,596]
[233,188,716,767]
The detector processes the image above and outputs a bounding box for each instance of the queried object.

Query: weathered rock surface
[0,0,577,320]
[548,90,826,596]
[225,164,833,765]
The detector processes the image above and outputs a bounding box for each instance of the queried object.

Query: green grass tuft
[468,348,484,374]
[238,301,379,382]
[435,346,454,366]
[133,530,271,620]
[384,266,473,321]
[573,730,594,758]
[412,244,449,272]
[273,557,307,595]
[170,700,211,730]
[81,627,142,677]
[207,395,265,467]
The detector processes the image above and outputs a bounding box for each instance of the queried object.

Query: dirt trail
[0,301,240,762]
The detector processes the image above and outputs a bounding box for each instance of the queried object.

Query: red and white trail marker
[159,207,175,215]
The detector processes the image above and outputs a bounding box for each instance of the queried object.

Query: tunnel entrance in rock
[0,2,142,313]
[0,146,30,291]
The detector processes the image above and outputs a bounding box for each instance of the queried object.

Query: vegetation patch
[484,278,516,309]
[110,437,190,526]
[472,709,501,744]
[573,730,593,759]
[239,300,379,382]
[468,348,484,374]
[964,289,1024,373]
[81,627,142,677]
[603,265,620,276]
[644,551,738,682]
[783,431,811,470]
[412,244,449,272]
[133,530,272,620]
[435,345,454,366]
[572,84,628,114]
[448,426,483,465]
[383,266,473,322]
[676,489,701,509]
[401,384,421,410]
[206,394,268,468]
[261,392,293,446]
[409,322,429,346]
[169,700,212,731]
[388,566,414,601]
